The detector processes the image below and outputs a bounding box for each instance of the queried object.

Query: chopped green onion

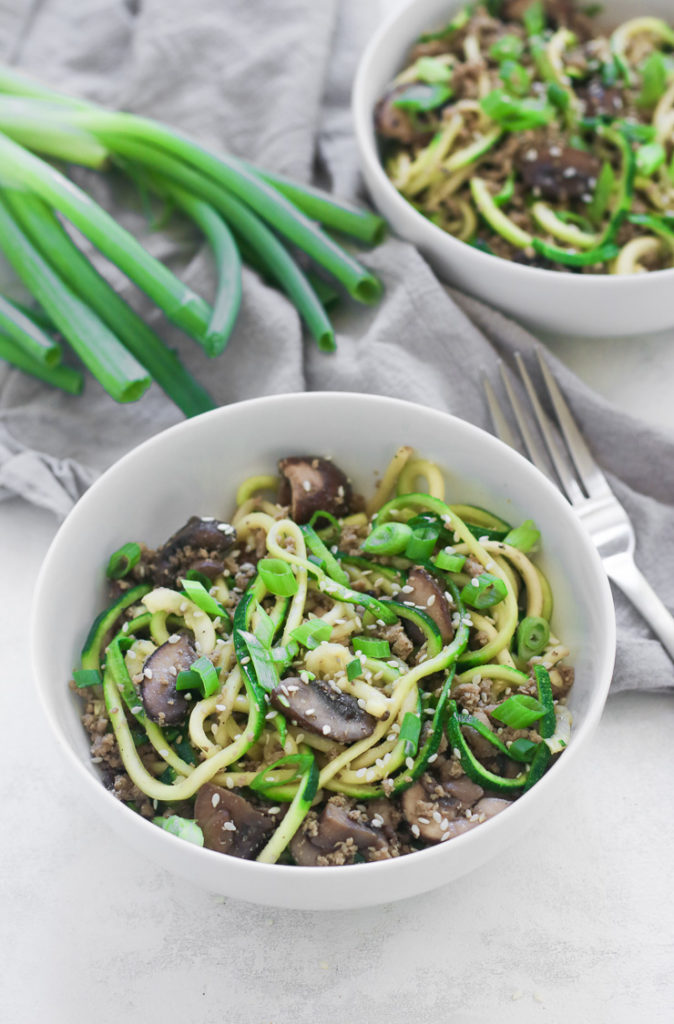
[508,737,539,762]
[490,34,525,62]
[362,521,413,556]
[180,578,228,621]
[491,693,545,729]
[175,655,220,697]
[290,619,332,650]
[547,81,570,110]
[460,573,508,609]
[404,523,439,561]
[635,142,666,178]
[153,815,204,846]
[414,57,453,84]
[237,628,279,692]
[254,603,276,648]
[503,519,540,552]
[637,51,668,109]
[533,664,556,738]
[352,636,391,659]
[73,668,102,688]
[517,616,550,661]
[347,658,362,681]
[301,524,349,585]
[523,0,545,36]
[399,711,422,756]
[481,89,553,130]
[433,550,467,573]
[587,161,615,227]
[257,557,299,597]
[392,82,453,112]
[499,60,532,97]
[106,541,141,580]
[183,568,214,590]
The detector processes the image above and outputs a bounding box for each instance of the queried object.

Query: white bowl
[353,0,674,337]
[31,393,615,910]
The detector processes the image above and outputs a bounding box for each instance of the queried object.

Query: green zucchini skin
[232,575,270,744]
[382,599,444,657]
[80,582,151,672]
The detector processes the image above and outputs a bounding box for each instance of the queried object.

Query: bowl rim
[352,0,674,289]
[31,391,617,884]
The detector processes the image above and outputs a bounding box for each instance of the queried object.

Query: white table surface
[2,0,674,1011]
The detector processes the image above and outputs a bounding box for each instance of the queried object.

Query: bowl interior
[32,394,615,907]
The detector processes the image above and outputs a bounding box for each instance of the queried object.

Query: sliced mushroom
[401,776,484,843]
[289,798,387,865]
[153,516,237,586]
[277,456,352,525]
[270,676,376,743]
[515,143,601,201]
[401,567,454,644]
[460,710,496,761]
[140,634,195,725]
[194,784,276,859]
[442,777,485,807]
[474,797,511,820]
[374,86,436,146]
[577,79,624,118]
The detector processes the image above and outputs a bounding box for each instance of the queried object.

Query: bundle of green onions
[0,66,386,416]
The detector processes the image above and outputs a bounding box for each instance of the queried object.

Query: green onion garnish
[153,815,204,846]
[392,82,453,113]
[517,616,550,661]
[503,519,540,552]
[352,636,391,659]
[106,541,141,580]
[361,521,413,556]
[480,89,553,131]
[523,0,545,36]
[508,737,539,762]
[499,60,532,97]
[637,51,667,109]
[257,557,299,597]
[533,664,556,738]
[414,56,453,84]
[547,82,570,111]
[489,34,524,62]
[289,619,332,650]
[433,549,466,573]
[73,668,102,688]
[346,658,362,681]
[635,142,667,178]
[301,524,349,585]
[180,578,228,621]
[175,655,220,697]
[587,161,615,227]
[237,627,280,692]
[399,711,422,756]
[404,523,440,561]
[491,694,545,729]
[460,573,508,609]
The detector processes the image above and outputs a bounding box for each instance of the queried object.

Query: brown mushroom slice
[474,797,511,820]
[277,456,352,525]
[270,676,376,743]
[140,634,195,725]
[194,784,276,859]
[442,777,484,807]
[289,799,388,865]
[577,79,624,118]
[401,780,459,842]
[515,143,602,201]
[402,567,454,644]
[154,515,237,585]
[374,86,436,146]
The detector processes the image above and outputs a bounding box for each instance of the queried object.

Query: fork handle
[603,551,674,663]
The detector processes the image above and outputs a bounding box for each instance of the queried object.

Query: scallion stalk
[0,294,61,366]
[7,190,215,416]
[0,331,83,394]
[0,192,150,403]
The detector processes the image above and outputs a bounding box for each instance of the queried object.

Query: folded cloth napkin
[0,0,672,691]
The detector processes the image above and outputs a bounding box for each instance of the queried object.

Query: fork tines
[484,347,611,505]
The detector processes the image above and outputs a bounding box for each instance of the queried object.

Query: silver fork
[484,347,674,663]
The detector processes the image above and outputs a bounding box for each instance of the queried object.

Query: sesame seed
[322,724,331,735]
[211,793,221,808]
[302,480,312,492]
[143,668,153,679]
[268,806,281,814]
[223,821,237,831]
[426,594,436,607]
[410,823,421,838]
[405,757,414,770]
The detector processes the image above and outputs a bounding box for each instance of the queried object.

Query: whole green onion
[460,572,508,609]
[517,616,550,661]
[362,521,413,556]
[257,558,299,597]
[0,192,150,403]
[0,331,83,394]
[106,542,142,580]
[0,294,60,366]
[352,636,391,659]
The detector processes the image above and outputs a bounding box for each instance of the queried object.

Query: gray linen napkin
[0,0,672,691]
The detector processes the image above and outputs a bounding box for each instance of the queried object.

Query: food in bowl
[375,0,674,274]
[73,446,574,867]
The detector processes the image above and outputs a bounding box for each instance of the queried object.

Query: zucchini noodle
[74,448,575,866]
